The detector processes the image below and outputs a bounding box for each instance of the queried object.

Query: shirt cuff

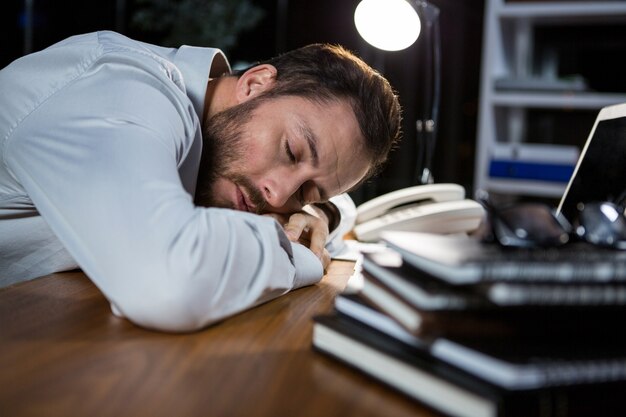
[325,194,357,257]
[290,242,323,289]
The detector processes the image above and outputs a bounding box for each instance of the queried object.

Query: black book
[333,292,626,389]
[381,231,626,284]
[360,266,511,338]
[313,312,626,417]
[360,250,626,338]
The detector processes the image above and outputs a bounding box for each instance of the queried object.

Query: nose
[261,177,302,210]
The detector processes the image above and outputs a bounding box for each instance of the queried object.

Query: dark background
[1,0,486,205]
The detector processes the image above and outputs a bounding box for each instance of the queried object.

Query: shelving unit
[474,0,626,199]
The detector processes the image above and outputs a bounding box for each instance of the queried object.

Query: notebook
[329,298,626,390]
[382,231,626,284]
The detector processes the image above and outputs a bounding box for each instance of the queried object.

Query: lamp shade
[354,0,421,51]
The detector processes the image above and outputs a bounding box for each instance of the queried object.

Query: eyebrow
[297,121,330,201]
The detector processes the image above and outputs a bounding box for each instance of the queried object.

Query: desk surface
[0,261,436,417]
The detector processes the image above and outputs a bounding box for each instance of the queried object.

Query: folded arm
[4,57,323,332]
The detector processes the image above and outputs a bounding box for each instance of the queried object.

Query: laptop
[381,102,626,286]
[557,102,626,222]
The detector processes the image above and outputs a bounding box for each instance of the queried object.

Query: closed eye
[285,140,296,163]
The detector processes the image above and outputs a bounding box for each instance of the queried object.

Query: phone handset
[353,183,485,242]
[356,183,465,223]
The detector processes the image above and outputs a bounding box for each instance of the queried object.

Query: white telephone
[353,183,485,242]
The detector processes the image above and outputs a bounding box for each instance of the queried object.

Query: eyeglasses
[476,191,626,250]
[575,201,626,250]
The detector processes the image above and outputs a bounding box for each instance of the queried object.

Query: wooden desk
[0,261,436,417]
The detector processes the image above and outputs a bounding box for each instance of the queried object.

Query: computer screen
[558,115,626,223]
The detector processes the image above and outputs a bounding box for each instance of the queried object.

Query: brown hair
[235,44,402,179]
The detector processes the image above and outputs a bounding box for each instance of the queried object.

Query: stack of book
[312,231,626,417]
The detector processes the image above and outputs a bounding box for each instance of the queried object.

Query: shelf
[482,178,567,198]
[474,0,626,199]
[499,1,626,23]
[491,91,626,109]
[491,142,579,162]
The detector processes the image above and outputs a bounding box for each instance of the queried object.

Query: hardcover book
[313,312,626,417]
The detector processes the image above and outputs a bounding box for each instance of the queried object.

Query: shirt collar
[173,46,231,121]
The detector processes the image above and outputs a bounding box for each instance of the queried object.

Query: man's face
[198,95,370,214]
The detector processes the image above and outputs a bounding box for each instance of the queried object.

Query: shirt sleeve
[4,52,323,332]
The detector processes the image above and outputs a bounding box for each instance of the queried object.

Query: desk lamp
[354,0,441,185]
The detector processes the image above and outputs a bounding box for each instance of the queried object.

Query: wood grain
[0,262,436,417]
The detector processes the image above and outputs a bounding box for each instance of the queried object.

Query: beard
[194,98,267,213]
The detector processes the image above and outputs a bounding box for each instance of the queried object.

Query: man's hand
[264,207,331,270]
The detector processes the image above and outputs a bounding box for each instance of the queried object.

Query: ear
[235,64,277,104]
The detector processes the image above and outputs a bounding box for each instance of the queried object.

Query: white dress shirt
[0,31,356,332]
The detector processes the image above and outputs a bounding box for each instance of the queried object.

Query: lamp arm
[413,1,441,185]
